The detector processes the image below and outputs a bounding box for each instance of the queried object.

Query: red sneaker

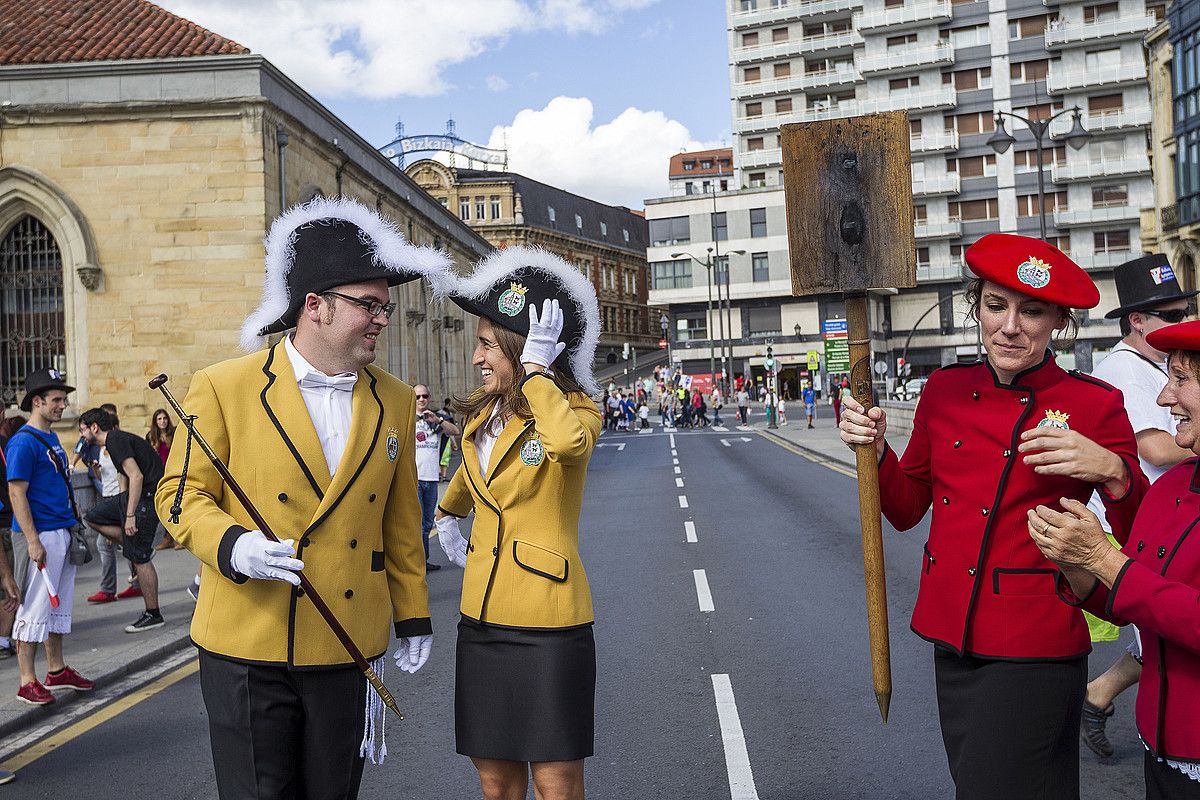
[44,666,94,692]
[116,586,143,600]
[87,590,117,603]
[16,680,55,705]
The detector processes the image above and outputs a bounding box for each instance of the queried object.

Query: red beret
[1146,320,1200,353]
[965,233,1099,309]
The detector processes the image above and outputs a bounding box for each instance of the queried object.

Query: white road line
[678,495,689,508]
[693,569,715,612]
[675,477,685,488]
[713,425,728,432]
[674,466,681,474]
[671,454,678,461]
[711,674,760,800]
[685,520,697,542]
[669,433,676,448]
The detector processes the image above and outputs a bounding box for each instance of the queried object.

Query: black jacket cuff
[519,370,552,389]
[217,525,251,584]
[436,505,465,519]
[394,617,433,638]
[1105,557,1137,618]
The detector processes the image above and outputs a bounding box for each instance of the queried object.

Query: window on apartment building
[715,255,729,282]
[475,198,486,219]
[774,62,792,78]
[1148,2,1166,20]
[1089,138,1126,161]
[949,198,1000,221]
[748,172,767,188]
[1088,92,1125,117]
[1010,59,1049,83]
[951,0,977,5]
[945,111,995,135]
[916,246,931,266]
[748,306,782,335]
[1046,234,1071,253]
[946,67,992,91]
[744,66,762,83]
[1016,192,1068,216]
[803,23,824,37]
[887,33,918,49]
[776,98,794,113]
[1009,14,1053,39]
[720,179,729,191]
[490,196,501,218]
[651,259,692,290]
[548,206,556,222]
[885,0,905,7]
[649,216,690,247]
[942,23,989,48]
[950,243,968,263]
[772,27,789,42]
[684,182,695,195]
[911,161,926,181]
[890,76,920,91]
[910,118,923,135]
[752,253,771,282]
[601,221,608,236]
[1014,146,1066,172]
[676,313,706,342]
[1094,229,1131,253]
[701,159,713,169]
[575,214,584,230]
[740,0,757,10]
[623,228,630,243]
[1019,102,1063,122]
[745,102,764,118]
[913,204,928,222]
[747,137,766,151]
[947,154,997,178]
[712,212,728,241]
[1083,2,1119,23]
[1085,48,1123,72]
[1092,184,1128,207]
[742,32,759,47]
[682,161,695,171]
[459,199,470,220]
[750,208,768,237]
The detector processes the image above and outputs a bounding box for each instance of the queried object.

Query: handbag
[14,428,93,565]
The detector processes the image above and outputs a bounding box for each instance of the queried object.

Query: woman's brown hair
[146,407,175,448]
[963,277,1080,346]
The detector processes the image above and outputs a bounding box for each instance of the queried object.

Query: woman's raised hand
[838,394,887,457]
[521,298,567,373]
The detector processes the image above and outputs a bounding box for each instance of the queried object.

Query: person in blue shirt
[802,382,817,429]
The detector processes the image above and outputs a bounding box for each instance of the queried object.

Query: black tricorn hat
[20,367,74,412]
[240,197,454,351]
[1104,253,1199,319]
[448,247,601,394]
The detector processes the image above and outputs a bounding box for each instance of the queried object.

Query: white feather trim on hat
[454,246,602,395]
[240,195,456,352]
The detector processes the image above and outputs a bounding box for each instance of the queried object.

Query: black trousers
[934,649,1086,800]
[1145,752,1200,800]
[198,650,366,800]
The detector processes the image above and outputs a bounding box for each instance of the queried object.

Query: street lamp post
[675,248,744,395]
[660,313,671,383]
[986,102,1091,240]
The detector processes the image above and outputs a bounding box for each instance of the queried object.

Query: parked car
[893,377,927,401]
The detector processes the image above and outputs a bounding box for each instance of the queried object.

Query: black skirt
[1145,751,1200,800]
[455,615,596,762]
[934,648,1086,800]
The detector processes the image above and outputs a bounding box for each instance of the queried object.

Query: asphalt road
[6,426,1146,799]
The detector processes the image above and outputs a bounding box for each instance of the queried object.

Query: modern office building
[649,0,1164,391]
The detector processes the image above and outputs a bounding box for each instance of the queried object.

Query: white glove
[520,298,567,369]
[230,530,304,586]
[393,634,432,673]
[435,515,468,568]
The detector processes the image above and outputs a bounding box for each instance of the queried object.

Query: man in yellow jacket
[156,197,454,799]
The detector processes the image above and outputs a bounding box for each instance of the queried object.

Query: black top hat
[449,247,601,394]
[240,197,454,351]
[20,368,74,412]
[1104,254,1199,319]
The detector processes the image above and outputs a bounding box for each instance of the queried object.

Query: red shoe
[44,666,94,692]
[16,680,55,705]
[116,586,142,599]
[87,590,117,603]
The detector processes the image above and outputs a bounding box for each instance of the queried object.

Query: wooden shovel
[779,112,917,722]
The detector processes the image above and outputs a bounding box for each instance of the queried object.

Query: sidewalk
[728,405,910,470]
[0,543,200,739]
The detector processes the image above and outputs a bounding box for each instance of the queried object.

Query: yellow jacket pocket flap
[513,540,569,583]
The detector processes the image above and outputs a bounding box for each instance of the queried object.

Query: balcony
[1048,106,1151,137]
[860,85,956,113]
[733,65,862,99]
[912,173,960,196]
[1050,155,1151,181]
[915,220,962,239]
[733,30,863,63]
[910,129,959,153]
[854,0,951,32]
[1046,61,1148,94]
[730,0,862,29]
[735,110,796,135]
[738,147,783,169]
[1087,249,1138,270]
[917,259,965,282]
[1044,14,1157,49]
[857,41,954,74]
[1052,204,1141,227]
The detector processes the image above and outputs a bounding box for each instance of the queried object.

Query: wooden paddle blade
[781,112,917,297]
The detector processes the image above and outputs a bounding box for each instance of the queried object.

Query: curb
[756,428,857,471]
[0,628,194,741]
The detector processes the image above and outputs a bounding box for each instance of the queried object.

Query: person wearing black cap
[1078,253,1197,758]
[155,196,453,799]
[839,234,1149,799]
[432,246,601,800]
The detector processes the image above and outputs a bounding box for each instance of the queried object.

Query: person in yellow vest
[433,247,602,800]
[156,197,454,799]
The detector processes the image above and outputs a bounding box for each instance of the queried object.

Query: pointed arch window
[0,216,66,406]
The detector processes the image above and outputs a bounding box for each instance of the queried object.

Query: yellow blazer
[439,373,602,629]
[156,342,429,668]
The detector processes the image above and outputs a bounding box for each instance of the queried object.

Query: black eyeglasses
[322,292,396,320]
[1142,309,1190,324]
[415,393,430,399]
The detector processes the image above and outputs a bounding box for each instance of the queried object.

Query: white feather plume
[453,246,602,395]
[240,195,455,352]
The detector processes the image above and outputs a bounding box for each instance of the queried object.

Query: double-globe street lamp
[986,104,1091,240]
[672,248,745,394]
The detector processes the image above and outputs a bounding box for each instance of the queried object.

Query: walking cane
[149,374,405,720]
[779,113,917,722]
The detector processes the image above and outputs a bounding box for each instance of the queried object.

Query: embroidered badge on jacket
[497,282,528,317]
[1036,409,1071,430]
[386,427,399,461]
[520,432,544,466]
[1016,256,1052,289]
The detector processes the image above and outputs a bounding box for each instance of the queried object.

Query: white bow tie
[299,372,357,392]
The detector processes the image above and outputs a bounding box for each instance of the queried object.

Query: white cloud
[484,96,718,208]
[158,0,662,99]
[486,75,511,92]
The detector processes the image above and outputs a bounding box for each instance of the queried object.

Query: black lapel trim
[984,349,1054,390]
[1190,459,1200,495]
[302,366,384,537]
[463,463,500,516]
[261,344,324,501]
[485,418,535,488]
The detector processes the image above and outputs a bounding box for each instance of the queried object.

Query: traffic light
[765,345,775,373]
[622,342,630,361]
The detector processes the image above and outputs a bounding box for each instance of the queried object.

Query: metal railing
[730,0,862,29]
[855,0,951,31]
[911,173,961,195]
[1046,61,1148,94]
[733,65,861,98]
[738,148,783,169]
[857,41,954,74]
[733,30,862,62]
[1050,155,1151,181]
[914,220,962,238]
[1052,204,1141,227]
[917,259,965,282]
[910,129,959,152]
[1048,106,1151,136]
[1044,14,1157,48]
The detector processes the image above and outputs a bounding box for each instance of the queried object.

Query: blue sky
[162,0,733,207]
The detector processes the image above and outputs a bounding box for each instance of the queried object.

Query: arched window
[0,215,65,406]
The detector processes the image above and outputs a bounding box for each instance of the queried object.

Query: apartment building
[649,0,1163,390]
[668,148,735,196]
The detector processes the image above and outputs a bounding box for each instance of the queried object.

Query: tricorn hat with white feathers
[240,196,455,352]
[449,247,601,395]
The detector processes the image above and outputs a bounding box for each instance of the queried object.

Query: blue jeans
[417,480,438,561]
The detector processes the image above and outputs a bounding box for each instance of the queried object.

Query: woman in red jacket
[840,234,1147,800]
[1030,318,1200,800]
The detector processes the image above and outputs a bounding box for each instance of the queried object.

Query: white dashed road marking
[678,495,689,508]
[711,674,761,800]
[693,569,714,612]
[684,521,697,543]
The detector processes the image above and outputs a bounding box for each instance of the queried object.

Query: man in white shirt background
[414,382,459,571]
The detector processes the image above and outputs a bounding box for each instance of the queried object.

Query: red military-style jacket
[879,352,1147,660]
[1064,458,1200,761]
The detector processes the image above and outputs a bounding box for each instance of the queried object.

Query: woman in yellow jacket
[433,247,603,800]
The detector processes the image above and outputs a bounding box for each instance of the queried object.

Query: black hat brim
[1104,289,1200,319]
[20,383,75,412]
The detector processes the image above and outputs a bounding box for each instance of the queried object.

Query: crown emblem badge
[1016,256,1052,290]
[1036,409,1071,430]
[497,282,529,317]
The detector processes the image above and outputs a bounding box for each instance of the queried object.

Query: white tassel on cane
[358,656,388,765]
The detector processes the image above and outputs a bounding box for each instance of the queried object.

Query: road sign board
[807,350,820,370]
[822,319,850,372]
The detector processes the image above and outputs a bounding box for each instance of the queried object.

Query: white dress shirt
[285,335,356,477]
[474,402,505,479]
